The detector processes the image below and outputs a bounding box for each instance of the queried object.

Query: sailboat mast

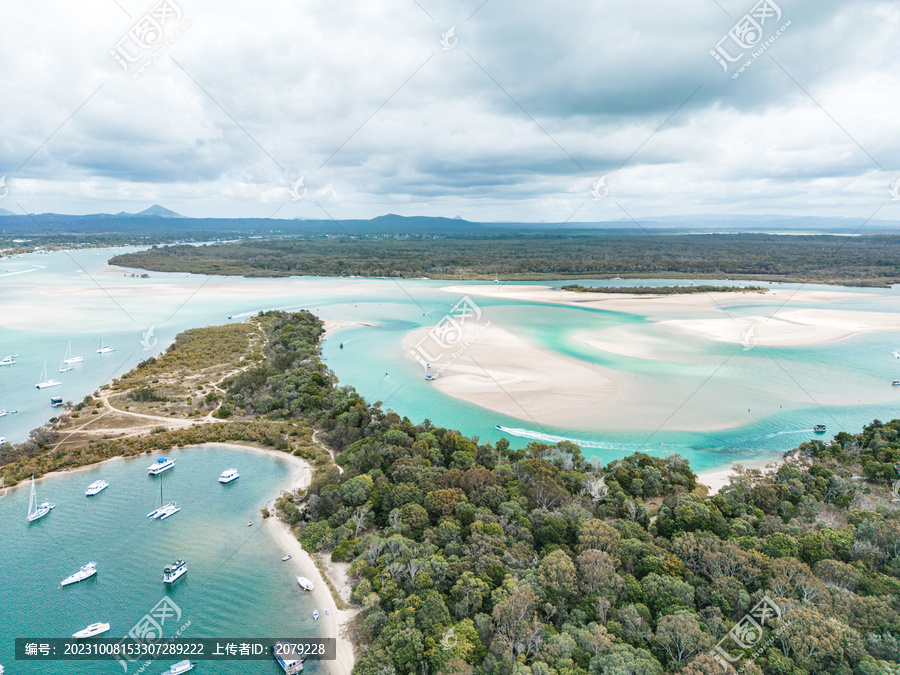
[28,475,36,517]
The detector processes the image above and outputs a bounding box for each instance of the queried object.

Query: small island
[560,284,768,295]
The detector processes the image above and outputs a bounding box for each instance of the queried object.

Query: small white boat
[312,609,319,621]
[893,380,900,386]
[50,397,63,408]
[73,622,110,638]
[61,562,97,586]
[85,480,109,496]
[63,341,83,365]
[0,409,17,417]
[35,360,62,389]
[0,355,15,366]
[26,475,55,522]
[282,554,292,562]
[97,335,115,355]
[297,577,314,591]
[148,457,176,474]
[219,468,239,483]
[162,660,196,674]
[163,559,187,583]
[59,365,74,373]
[0,437,6,446]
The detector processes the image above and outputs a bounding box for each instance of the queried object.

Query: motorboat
[163,560,187,583]
[282,555,292,562]
[61,562,97,586]
[219,468,239,483]
[162,660,196,674]
[0,355,15,366]
[312,609,319,621]
[813,424,826,433]
[72,622,110,638]
[85,480,109,496]
[148,458,176,475]
[296,577,314,591]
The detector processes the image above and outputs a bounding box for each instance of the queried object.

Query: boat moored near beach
[148,457,176,475]
[85,480,109,496]
[26,475,55,522]
[219,468,239,483]
[296,577,314,591]
[271,643,304,673]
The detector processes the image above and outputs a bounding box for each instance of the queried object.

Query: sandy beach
[399,283,900,432]
[321,318,380,338]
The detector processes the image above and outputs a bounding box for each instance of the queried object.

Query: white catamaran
[147,473,180,520]
[63,341,83,365]
[26,475,56,522]
[35,360,62,389]
[97,335,115,355]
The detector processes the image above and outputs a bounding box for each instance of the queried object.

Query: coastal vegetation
[108,233,900,286]
[2,311,899,675]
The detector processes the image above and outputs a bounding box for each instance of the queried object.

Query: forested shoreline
[2,311,899,675]
[108,233,900,286]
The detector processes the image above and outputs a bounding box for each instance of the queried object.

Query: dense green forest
[561,284,768,295]
[109,233,900,286]
[218,312,900,675]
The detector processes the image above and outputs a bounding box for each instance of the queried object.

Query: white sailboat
[26,475,55,522]
[63,341,83,365]
[35,360,62,389]
[97,335,115,355]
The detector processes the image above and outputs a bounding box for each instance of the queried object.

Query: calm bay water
[0,446,323,674]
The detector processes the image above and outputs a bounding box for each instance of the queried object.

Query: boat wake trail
[495,426,642,452]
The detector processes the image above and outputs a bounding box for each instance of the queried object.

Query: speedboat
[282,554,292,562]
[297,577,314,591]
[0,409,17,417]
[893,380,900,386]
[85,480,109,496]
[0,438,5,446]
[0,355,15,366]
[162,660,196,674]
[813,424,826,433]
[219,468,239,483]
[312,610,319,621]
[148,457,176,474]
[72,622,110,638]
[61,562,97,586]
[163,560,187,583]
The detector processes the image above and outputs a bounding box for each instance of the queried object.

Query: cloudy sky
[1,0,898,222]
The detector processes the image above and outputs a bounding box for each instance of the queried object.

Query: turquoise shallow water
[1,248,900,475]
[0,445,325,674]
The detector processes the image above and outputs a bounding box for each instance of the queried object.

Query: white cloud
[0,0,897,221]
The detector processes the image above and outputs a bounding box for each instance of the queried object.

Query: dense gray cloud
[0,0,897,221]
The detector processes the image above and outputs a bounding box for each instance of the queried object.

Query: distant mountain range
[1,206,899,237]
